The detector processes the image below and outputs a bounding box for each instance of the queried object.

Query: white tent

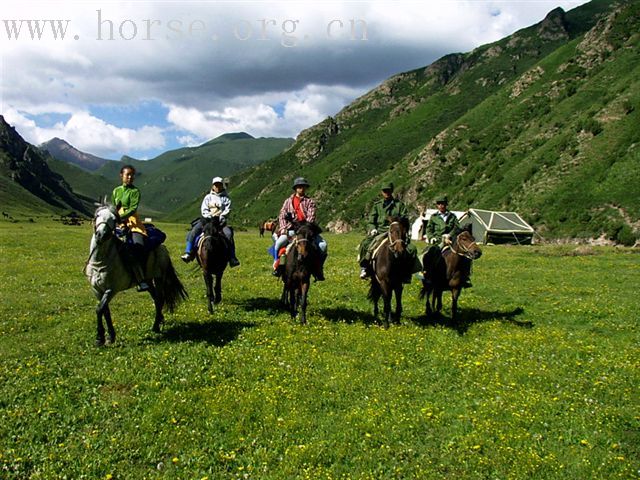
[411,209,466,241]
[459,208,535,245]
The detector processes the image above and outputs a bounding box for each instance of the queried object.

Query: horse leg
[370,278,380,321]
[204,272,214,314]
[289,288,298,318]
[435,290,443,313]
[451,288,461,323]
[299,282,309,325]
[214,272,222,305]
[148,284,164,333]
[280,283,288,307]
[424,283,433,318]
[382,293,391,329]
[95,289,113,347]
[381,283,391,329]
[393,285,403,325]
[104,305,116,344]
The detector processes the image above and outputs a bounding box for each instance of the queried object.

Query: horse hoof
[152,323,161,333]
[95,337,105,347]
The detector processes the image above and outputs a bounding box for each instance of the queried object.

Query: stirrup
[137,281,150,292]
[229,258,240,268]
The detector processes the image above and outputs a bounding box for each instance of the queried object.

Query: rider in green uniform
[358,182,421,282]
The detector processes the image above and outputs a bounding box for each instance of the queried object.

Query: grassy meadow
[0,219,638,479]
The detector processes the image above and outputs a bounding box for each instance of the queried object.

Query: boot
[314,257,325,281]
[181,240,195,263]
[229,240,240,267]
[359,260,370,279]
[127,247,149,292]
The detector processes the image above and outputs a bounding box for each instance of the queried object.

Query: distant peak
[218,132,254,141]
[42,137,70,146]
[538,7,568,40]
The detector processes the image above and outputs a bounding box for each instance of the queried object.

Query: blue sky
[1,1,589,160]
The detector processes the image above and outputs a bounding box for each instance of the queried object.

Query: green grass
[1,221,638,479]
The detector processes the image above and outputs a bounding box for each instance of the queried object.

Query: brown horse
[421,225,482,322]
[368,217,412,328]
[259,219,278,237]
[280,221,322,325]
[196,217,231,313]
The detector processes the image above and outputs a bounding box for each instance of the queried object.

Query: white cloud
[1,0,592,157]
[3,108,165,158]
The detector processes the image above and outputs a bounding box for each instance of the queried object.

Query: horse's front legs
[393,285,403,325]
[214,273,223,305]
[148,284,163,333]
[204,272,215,314]
[298,282,309,325]
[382,292,392,329]
[95,289,114,346]
[450,288,461,322]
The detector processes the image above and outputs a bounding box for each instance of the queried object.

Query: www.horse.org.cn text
[2,11,369,47]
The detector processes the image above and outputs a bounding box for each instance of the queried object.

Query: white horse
[85,205,187,346]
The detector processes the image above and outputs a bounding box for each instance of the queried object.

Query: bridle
[386,221,407,250]
[452,234,479,260]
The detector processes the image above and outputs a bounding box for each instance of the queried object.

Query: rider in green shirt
[422,195,472,288]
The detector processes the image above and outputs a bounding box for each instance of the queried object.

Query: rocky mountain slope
[0,116,91,216]
[210,0,639,244]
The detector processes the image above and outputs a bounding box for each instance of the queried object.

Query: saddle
[116,223,166,253]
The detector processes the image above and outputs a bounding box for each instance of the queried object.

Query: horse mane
[388,216,410,232]
[294,220,322,237]
[203,216,223,236]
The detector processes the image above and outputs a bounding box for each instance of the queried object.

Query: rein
[83,217,114,274]
[452,237,479,260]
[386,221,407,249]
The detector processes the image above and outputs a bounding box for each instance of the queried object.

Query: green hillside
[201,0,639,244]
[45,156,113,203]
[0,117,92,218]
[50,133,293,216]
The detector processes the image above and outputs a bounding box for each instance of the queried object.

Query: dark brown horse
[421,225,482,322]
[280,221,322,325]
[368,217,411,328]
[259,219,278,237]
[196,217,231,313]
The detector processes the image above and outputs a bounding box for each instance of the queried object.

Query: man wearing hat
[358,182,420,281]
[423,195,460,246]
[180,176,240,267]
[422,195,473,287]
[273,177,327,280]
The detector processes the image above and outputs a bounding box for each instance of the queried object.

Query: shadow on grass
[238,296,284,313]
[410,306,531,335]
[144,320,256,346]
[319,307,378,326]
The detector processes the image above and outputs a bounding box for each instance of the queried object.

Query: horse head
[292,221,321,260]
[453,225,482,260]
[93,205,119,244]
[387,216,410,256]
[203,216,224,237]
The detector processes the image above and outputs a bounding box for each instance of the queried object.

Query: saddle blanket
[116,223,166,252]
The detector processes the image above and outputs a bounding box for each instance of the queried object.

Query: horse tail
[155,249,188,312]
[419,283,426,300]
[367,278,381,302]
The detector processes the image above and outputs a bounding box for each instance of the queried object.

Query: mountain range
[1,0,638,244]
[45,133,294,217]
[40,138,114,171]
[212,0,637,244]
